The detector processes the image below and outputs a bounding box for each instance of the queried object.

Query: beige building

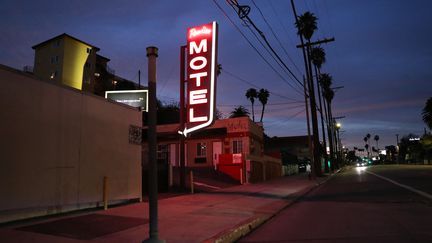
[32,33,98,91]
[0,64,142,223]
[32,33,138,95]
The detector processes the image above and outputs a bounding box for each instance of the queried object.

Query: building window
[157,144,169,160]
[232,140,243,154]
[196,142,207,157]
[52,40,60,47]
[50,56,59,64]
[87,48,92,54]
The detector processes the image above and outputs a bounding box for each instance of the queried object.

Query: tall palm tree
[374,135,380,149]
[320,73,335,169]
[296,11,322,176]
[365,133,371,158]
[311,47,328,172]
[245,88,258,122]
[230,105,250,118]
[323,86,335,170]
[311,47,326,69]
[374,135,380,156]
[422,97,432,130]
[295,12,318,41]
[257,88,270,123]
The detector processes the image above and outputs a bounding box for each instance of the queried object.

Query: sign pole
[179,45,186,190]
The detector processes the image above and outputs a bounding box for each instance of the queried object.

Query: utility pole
[303,76,313,174]
[138,69,141,88]
[290,0,318,178]
[144,46,165,243]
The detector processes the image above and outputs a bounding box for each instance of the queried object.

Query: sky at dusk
[1,0,431,149]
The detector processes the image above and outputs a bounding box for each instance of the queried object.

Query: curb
[204,171,342,243]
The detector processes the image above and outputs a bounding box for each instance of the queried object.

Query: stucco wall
[0,65,141,222]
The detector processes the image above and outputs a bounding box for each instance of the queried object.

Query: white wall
[0,65,141,222]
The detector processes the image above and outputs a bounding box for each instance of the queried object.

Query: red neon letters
[182,22,218,136]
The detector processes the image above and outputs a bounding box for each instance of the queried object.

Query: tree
[374,135,380,152]
[311,47,328,172]
[257,88,270,123]
[310,47,326,69]
[323,85,335,169]
[245,88,258,122]
[230,105,250,118]
[422,97,432,130]
[296,11,322,176]
[295,11,318,41]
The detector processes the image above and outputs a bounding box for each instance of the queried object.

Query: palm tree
[245,88,258,122]
[323,85,335,170]
[257,89,270,123]
[310,47,326,69]
[365,134,371,158]
[296,11,321,176]
[374,135,380,149]
[230,105,250,118]
[320,73,335,169]
[295,12,318,41]
[311,47,328,172]
[422,97,432,130]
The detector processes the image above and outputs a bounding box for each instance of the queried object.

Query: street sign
[105,90,148,111]
[179,21,218,137]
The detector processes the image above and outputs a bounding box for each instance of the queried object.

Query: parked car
[298,160,310,173]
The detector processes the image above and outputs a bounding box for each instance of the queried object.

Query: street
[240,165,432,243]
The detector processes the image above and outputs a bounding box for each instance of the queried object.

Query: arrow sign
[179,21,218,137]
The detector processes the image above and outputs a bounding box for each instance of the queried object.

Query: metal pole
[143,46,164,243]
[179,45,186,190]
[303,76,313,171]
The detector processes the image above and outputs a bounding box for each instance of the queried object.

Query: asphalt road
[239,165,432,243]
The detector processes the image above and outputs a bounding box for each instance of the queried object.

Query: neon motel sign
[179,21,218,137]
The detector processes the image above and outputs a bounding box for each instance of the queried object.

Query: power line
[222,68,303,102]
[242,22,305,95]
[212,0,305,98]
[251,0,303,76]
[225,0,305,91]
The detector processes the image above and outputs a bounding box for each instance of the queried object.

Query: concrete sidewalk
[0,173,334,243]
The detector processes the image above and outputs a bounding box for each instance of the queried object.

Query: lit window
[232,140,243,154]
[94,72,100,77]
[196,142,207,157]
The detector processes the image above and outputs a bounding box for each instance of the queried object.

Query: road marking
[366,170,432,201]
[193,181,221,190]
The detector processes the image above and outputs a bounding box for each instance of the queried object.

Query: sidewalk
[0,173,334,243]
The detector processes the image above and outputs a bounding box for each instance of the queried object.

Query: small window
[52,40,60,47]
[55,56,59,63]
[196,142,207,157]
[86,48,91,53]
[157,144,169,160]
[232,140,243,154]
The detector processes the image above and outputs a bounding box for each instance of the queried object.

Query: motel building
[142,116,283,186]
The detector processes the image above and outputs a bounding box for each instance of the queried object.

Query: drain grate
[18,214,148,240]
